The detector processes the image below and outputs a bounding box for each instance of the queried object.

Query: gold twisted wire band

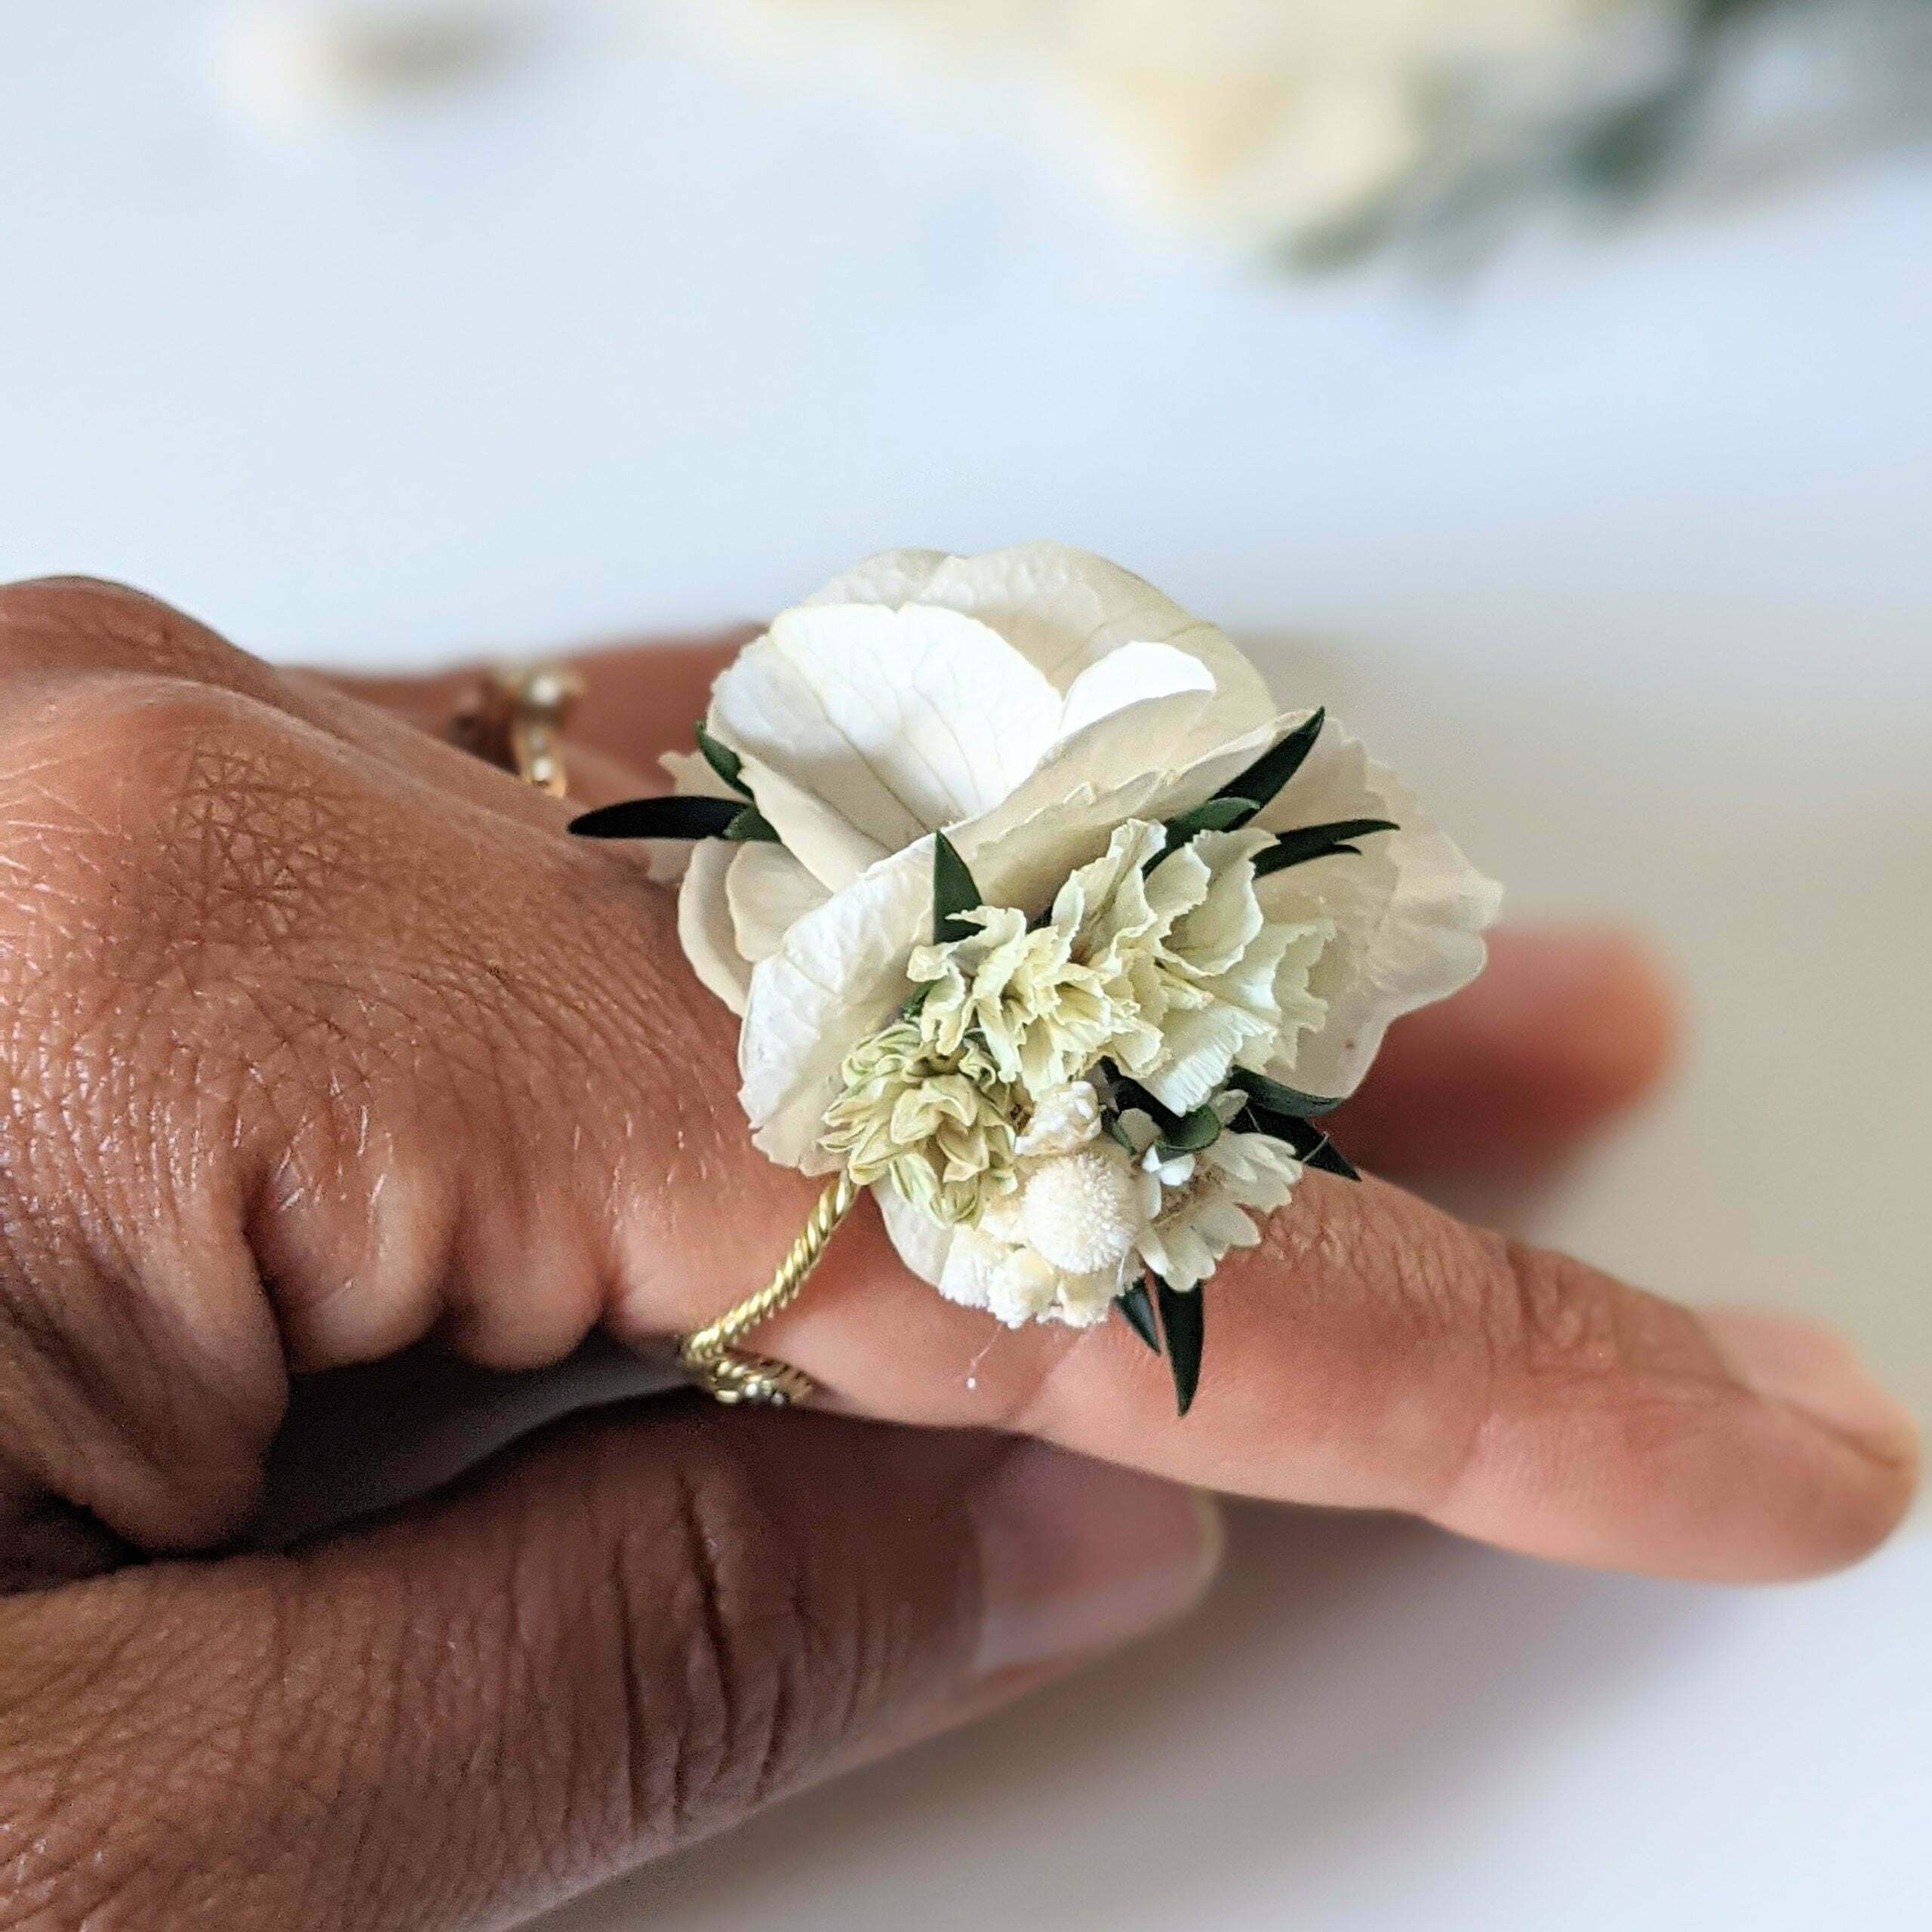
[481,660,846,1407]
[677,1172,857,1406]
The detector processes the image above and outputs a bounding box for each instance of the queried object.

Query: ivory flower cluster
[811,812,1340,1325]
[574,543,1500,1399]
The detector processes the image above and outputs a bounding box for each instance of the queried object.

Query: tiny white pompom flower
[1018,1143,1143,1275]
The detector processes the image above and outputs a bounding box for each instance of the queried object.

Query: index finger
[630,1170,1918,1585]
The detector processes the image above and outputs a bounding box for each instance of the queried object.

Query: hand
[0,580,1914,1932]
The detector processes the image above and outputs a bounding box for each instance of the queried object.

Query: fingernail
[969,1443,1223,1677]
[1700,1306,1921,1468]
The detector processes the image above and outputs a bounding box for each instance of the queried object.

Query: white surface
[1,8,1927,1929]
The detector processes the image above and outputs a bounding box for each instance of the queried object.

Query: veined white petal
[958,776,1168,921]
[801,547,949,612]
[803,543,1276,758]
[676,841,752,1017]
[711,601,1065,852]
[941,708,1281,930]
[911,542,1271,704]
[1254,718,1501,1098]
[734,751,890,894]
[875,1180,955,1291]
[955,688,1219,869]
[725,841,831,964]
[1056,641,1214,742]
[645,749,741,885]
[738,837,937,1171]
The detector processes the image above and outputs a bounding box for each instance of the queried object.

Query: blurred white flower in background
[206,0,1932,251]
[215,0,543,131]
[693,0,1932,257]
[723,0,1688,248]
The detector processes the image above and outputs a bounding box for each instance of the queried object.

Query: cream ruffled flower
[648,541,1498,1309]
[1054,817,1334,1115]
[908,814,1334,1117]
[909,906,1128,1097]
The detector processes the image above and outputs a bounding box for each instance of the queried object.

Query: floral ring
[574,546,1500,1414]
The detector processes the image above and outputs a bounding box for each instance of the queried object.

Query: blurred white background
[2,5,1927,1927]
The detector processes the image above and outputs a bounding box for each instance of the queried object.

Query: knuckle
[1493,1234,1636,1385]
[500,1417,906,1863]
[0,577,260,692]
[1254,1171,1484,1346]
[0,678,361,986]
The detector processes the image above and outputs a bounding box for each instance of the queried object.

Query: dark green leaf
[1163,796,1256,841]
[1158,1104,1223,1155]
[570,795,743,841]
[694,721,754,799]
[724,806,782,843]
[1211,709,1325,826]
[1226,1067,1343,1119]
[1243,1104,1361,1181]
[1106,1072,1181,1134]
[1115,1279,1161,1353]
[1300,1135,1361,1181]
[1154,1276,1204,1417]
[1252,819,1398,878]
[931,832,983,944]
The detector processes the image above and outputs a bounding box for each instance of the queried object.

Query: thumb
[0,1404,1219,1931]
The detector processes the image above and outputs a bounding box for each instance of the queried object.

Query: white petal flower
[645,543,1494,1300]
[888,1080,1138,1327]
[1136,1128,1303,1292]
[934,1219,1128,1330]
[1144,1147,1197,1189]
[818,1016,1020,1225]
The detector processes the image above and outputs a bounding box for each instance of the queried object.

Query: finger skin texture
[0,581,1913,1599]
[0,1408,995,1931]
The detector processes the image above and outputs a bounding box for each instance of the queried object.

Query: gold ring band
[677,1174,857,1405]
